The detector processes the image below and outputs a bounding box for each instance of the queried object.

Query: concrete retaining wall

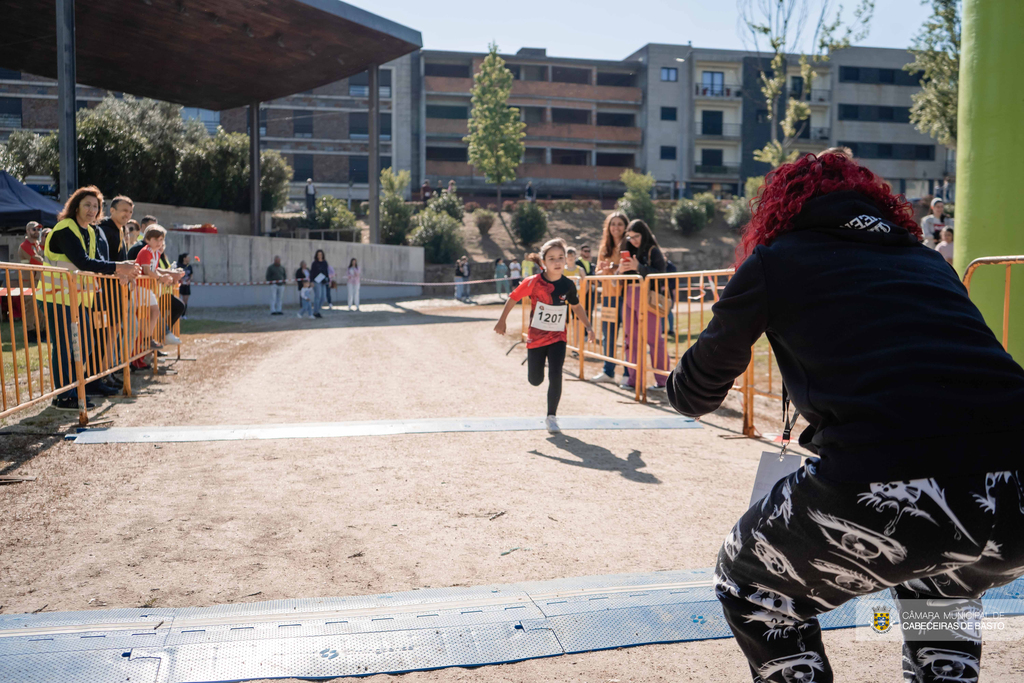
[0,234,425,309]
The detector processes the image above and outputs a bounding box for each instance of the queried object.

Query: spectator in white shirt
[935,227,954,265]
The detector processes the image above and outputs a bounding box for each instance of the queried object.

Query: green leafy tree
[464,43,526,243]
[671,199,708,237]
[511,201,548,246]
[740,0,874,167]
[0,141,24,179]
[905,0,960,148]
[615,169,657,229]
[1,129,51,180]
[308,195,357,238]
[379,167,414,245]
[427,187,465,222]
[410,208,464,264]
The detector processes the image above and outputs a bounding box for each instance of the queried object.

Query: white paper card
[532,302,568,331]
[314,273,327,283]
[749,451,803,508]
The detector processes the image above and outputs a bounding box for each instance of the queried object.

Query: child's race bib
[532,302,568,332]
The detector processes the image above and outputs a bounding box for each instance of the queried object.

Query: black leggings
[527,341,566,416]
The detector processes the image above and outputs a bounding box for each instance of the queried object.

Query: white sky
[346,0,928,59]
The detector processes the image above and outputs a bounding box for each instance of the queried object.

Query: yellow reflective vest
[34,218,98,306]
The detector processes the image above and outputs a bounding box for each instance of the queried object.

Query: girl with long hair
[617,219,669,391]
[667,152,1024,682]
[347,258,361,311]
[589,210,630,383]
[309,249,329,318]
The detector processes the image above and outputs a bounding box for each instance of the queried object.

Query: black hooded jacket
[668,190,1024,482]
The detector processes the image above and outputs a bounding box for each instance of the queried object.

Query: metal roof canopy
[1,0,422,111]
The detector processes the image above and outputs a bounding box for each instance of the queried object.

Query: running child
[493,238,594,433]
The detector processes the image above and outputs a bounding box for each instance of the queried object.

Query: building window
[425,146,468,162]
[756,109,770,124]
[596,152,634,167]
[522,106,545,124]
[877,106,894,121]
[596,72,635,87]
[700,110,723,135]
[551,149,590,165]
[838,104,912,122]
[878,68,896,84]
[877,143,893,159]
[839,66,860,82]
[551,108,590,125]
[292,154,314,182]
[181,107,220,134]
[0,98,23,128]
[596,112,634,127]
[839,104,860,120]
[702,71,725,95]
[701,149,724,166]
[246,107,267,136]
[293,110,314,138]
[660,67,678,82]
[837,141,935,160]
[523,148,546,164]
[660,146,677,160]
[0,68,21,80]
[349,155,392,184]
[552,66,591,85]
[426,105,468,119]
[348,112,392,141]
[789,75,804,99]
[915,144,935,160]
[660,107,677,121]
[424,63,471,78]
[348,69,392,98]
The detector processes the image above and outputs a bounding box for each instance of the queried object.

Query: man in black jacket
[668,154,1024,683]
[94,196,134,389]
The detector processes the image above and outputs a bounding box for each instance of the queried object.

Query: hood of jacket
[783,190,920,248]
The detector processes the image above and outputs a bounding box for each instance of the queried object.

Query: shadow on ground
[529,434,661,484]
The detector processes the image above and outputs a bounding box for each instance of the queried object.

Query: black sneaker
[52,396,95,410]
[157,351,169,357]
[86,381,118,397]
[314,313,323,318]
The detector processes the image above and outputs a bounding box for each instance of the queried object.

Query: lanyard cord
[781,384,793,455]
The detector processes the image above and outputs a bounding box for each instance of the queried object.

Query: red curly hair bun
[737,152,921,265]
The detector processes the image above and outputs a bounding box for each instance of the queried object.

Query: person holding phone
[617,220,669,392]
[493,238,594,433]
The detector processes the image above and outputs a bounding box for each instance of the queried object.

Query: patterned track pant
[715,459,1024,683]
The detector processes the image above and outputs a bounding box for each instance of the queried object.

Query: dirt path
[1,300,1021,682]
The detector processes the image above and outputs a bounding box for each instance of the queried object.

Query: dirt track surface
[2,298,1022,682]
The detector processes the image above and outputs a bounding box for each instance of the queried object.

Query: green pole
[956,0,1024,361]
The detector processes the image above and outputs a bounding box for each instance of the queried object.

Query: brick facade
[22,97,58,129]
[219,107,247,134]
[314,154,348,184]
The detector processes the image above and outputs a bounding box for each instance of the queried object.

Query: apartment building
[420,48,643,201]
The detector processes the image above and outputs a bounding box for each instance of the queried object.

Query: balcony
[424,76,474,94]
[525,122,642,144]
[426,118,469,136]
[797,126,831,141]
[694,164,740,177]
[695,122,741,139]
[512,80,642,103]
[793,88,831,103]
[694,84,742,99]
[425,161,634,183]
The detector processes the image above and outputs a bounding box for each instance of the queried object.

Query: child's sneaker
[545,415,560,433]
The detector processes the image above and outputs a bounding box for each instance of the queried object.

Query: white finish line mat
[69,416,700,444]
[3,569,1023,683]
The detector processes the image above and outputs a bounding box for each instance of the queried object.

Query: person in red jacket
[493,238,594,433]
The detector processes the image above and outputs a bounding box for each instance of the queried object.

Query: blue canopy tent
[0,171,62,230]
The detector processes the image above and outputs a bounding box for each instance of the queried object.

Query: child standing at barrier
[298,281,313,318]
[135,225,175,350]
[493,238,594,433]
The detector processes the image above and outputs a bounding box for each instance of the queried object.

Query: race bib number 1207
[532,302,568,332]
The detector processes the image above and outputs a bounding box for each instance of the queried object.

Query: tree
[0,141,25,180]
[379,166,414,245]
[615,169,657,229]
[740,0,874,167]
[463,42,525,244]
[905,0,960,149]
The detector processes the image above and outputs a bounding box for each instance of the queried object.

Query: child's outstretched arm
[571,303,595,341]
[493,297,518,336]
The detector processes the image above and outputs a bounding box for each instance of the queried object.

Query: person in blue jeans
[589,211,629,385]
[309,249,329,318]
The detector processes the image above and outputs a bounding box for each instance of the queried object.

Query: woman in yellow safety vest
[35,186,140,410]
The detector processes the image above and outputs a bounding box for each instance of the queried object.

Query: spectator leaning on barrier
[127,215,158,260]
[667,152,1024,683]
[35,186,141,410]
[267,255,287,315]
[309,249,329,318]
[134,224,184,348]
[95,196,135,384]
[18,221,44,343]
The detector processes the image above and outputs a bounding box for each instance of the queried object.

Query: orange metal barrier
[0,262,184,426]
[963,255,1024,351]
[577,275,644,402]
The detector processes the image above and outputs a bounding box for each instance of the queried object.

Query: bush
[409,209,464,264]
[427,190,465,222]
[724,199,752,230]
[405,201,425,214]
[502,199,516,213]
[616,169,657,229]
[308,195,357,233]
[745,175,765,209]
[692,192,717,221]
[475,209,496,230]
[379,167,414,245]
[464,201,479,213]
[486,203,497,211]
[581,199,602,212]
[357,201,369,217]
[944,202,955,218]
[512,200,548,246]
[671,199,707,237]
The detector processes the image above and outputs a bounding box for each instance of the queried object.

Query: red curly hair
[737,153,920,266]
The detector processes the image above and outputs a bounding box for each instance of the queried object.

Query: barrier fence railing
[0,261,182,426]
[962,255,1024,352]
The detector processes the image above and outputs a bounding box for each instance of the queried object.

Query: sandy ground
[1,297,1022,682]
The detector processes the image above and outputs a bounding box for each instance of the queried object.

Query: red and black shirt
[510,273,579,348]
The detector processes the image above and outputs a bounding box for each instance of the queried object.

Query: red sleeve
[509,275,534,302]
[135,249,154,266]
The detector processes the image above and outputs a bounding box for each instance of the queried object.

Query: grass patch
[179,319,241,335]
